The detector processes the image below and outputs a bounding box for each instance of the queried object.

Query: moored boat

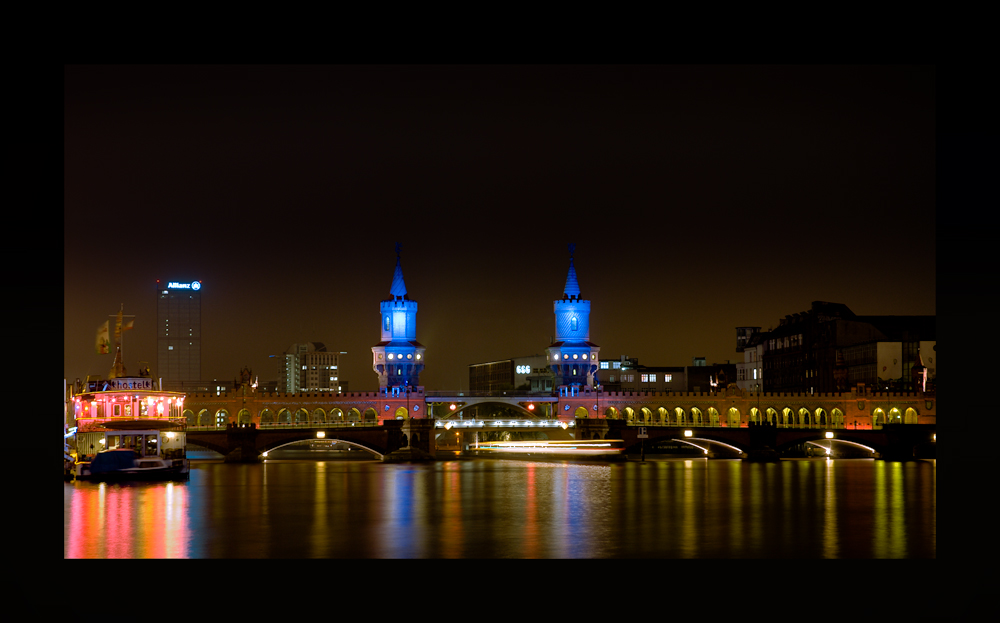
[76,447,190,481]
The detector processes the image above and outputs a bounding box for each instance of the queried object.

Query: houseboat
[70,369,189,481]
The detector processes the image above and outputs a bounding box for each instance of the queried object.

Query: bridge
[182,411,934,462]
[577,419,936,461]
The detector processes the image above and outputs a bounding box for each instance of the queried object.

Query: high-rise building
[156,279,202,390]
[280,342,345,393]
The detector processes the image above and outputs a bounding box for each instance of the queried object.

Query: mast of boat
[109,304,135,379]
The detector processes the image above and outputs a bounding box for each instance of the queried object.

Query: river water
[63,455,935,559]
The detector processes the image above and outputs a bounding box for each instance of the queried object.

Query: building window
[641,374,648,382]
[571,317,578,331]
[609,375,615,382]
[613,362,622,369]
[664,374,672,382]
[600,361,609,369]
[650,374,656,382]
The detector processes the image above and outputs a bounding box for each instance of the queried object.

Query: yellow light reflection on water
[823,458,839,558]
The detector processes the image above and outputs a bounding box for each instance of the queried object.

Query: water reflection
[64,458,935,559]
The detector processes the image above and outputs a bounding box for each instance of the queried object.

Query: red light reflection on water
[65,482,190,559]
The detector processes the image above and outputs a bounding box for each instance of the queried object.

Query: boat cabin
[71,375,187,461]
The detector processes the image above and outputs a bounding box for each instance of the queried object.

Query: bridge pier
[225,423,262,463]
[879,424,936,461]
[382,418,437,461]
[745,421,779,461]
[576,417,610,441]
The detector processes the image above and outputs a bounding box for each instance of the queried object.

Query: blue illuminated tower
[372,244,425,390]
[547,245,600,390]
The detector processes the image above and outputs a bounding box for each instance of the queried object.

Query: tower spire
[564,243,580,299]
[389,242,407,299]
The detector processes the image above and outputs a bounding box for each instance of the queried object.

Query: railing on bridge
[424,390,557,399]
[435,419,575,429]
[619,420,884,430]
[185,421,382,431]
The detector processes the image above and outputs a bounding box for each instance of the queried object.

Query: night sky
[63,65,937,391]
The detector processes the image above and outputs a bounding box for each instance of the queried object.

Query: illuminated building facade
[156,279,202,390]
[372,247,425,391]
[547,245,600,391]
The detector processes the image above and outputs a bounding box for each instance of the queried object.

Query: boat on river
[69,307,190,481]
[75,447,190,481]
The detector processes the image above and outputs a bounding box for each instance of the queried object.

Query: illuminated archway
[184,409,196,426]
[395,407,408,420]
[814,408,827,427]
[277,409,292,423]
[312,408,326,423]
[624,406,636,422]
[831,408,844,427]
[727,407,741,427]
[766,407,778,425]
[330,408,344,422]
[260,409,275,424]
[782,407,793,427]
[799,408,812,428]
[294,409,309,424]
[708,407,720,426]
[889,407,903,423]
[872,407,886,428]
[238,409,252,425]
[574,406,589,419]
[216,409,229,427]
[604,406,620,419]
[640,407,653,423]
[674,407,687,425]
[197,409,212,426]
[363,408,378,422]
[749,407,761,424]
[904,407,918,424]
[657,407,669,424]
[691,407,703,425]
[347,408,361,422]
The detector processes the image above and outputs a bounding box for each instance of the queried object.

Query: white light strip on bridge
[807,439,875,454]
[684,438,745,455]
[673,439,709,455]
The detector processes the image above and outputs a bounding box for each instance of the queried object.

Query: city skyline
[64,65,936,391]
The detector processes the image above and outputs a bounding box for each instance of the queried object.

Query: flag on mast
[96,321,110,354]
[123,318,134,331]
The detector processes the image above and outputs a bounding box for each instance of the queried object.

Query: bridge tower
[372,244,425,391]
[547,244,600,391]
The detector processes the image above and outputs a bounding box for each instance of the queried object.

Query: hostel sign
[108,378,154,391]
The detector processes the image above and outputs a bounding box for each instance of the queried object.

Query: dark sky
[63,65,936,391]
